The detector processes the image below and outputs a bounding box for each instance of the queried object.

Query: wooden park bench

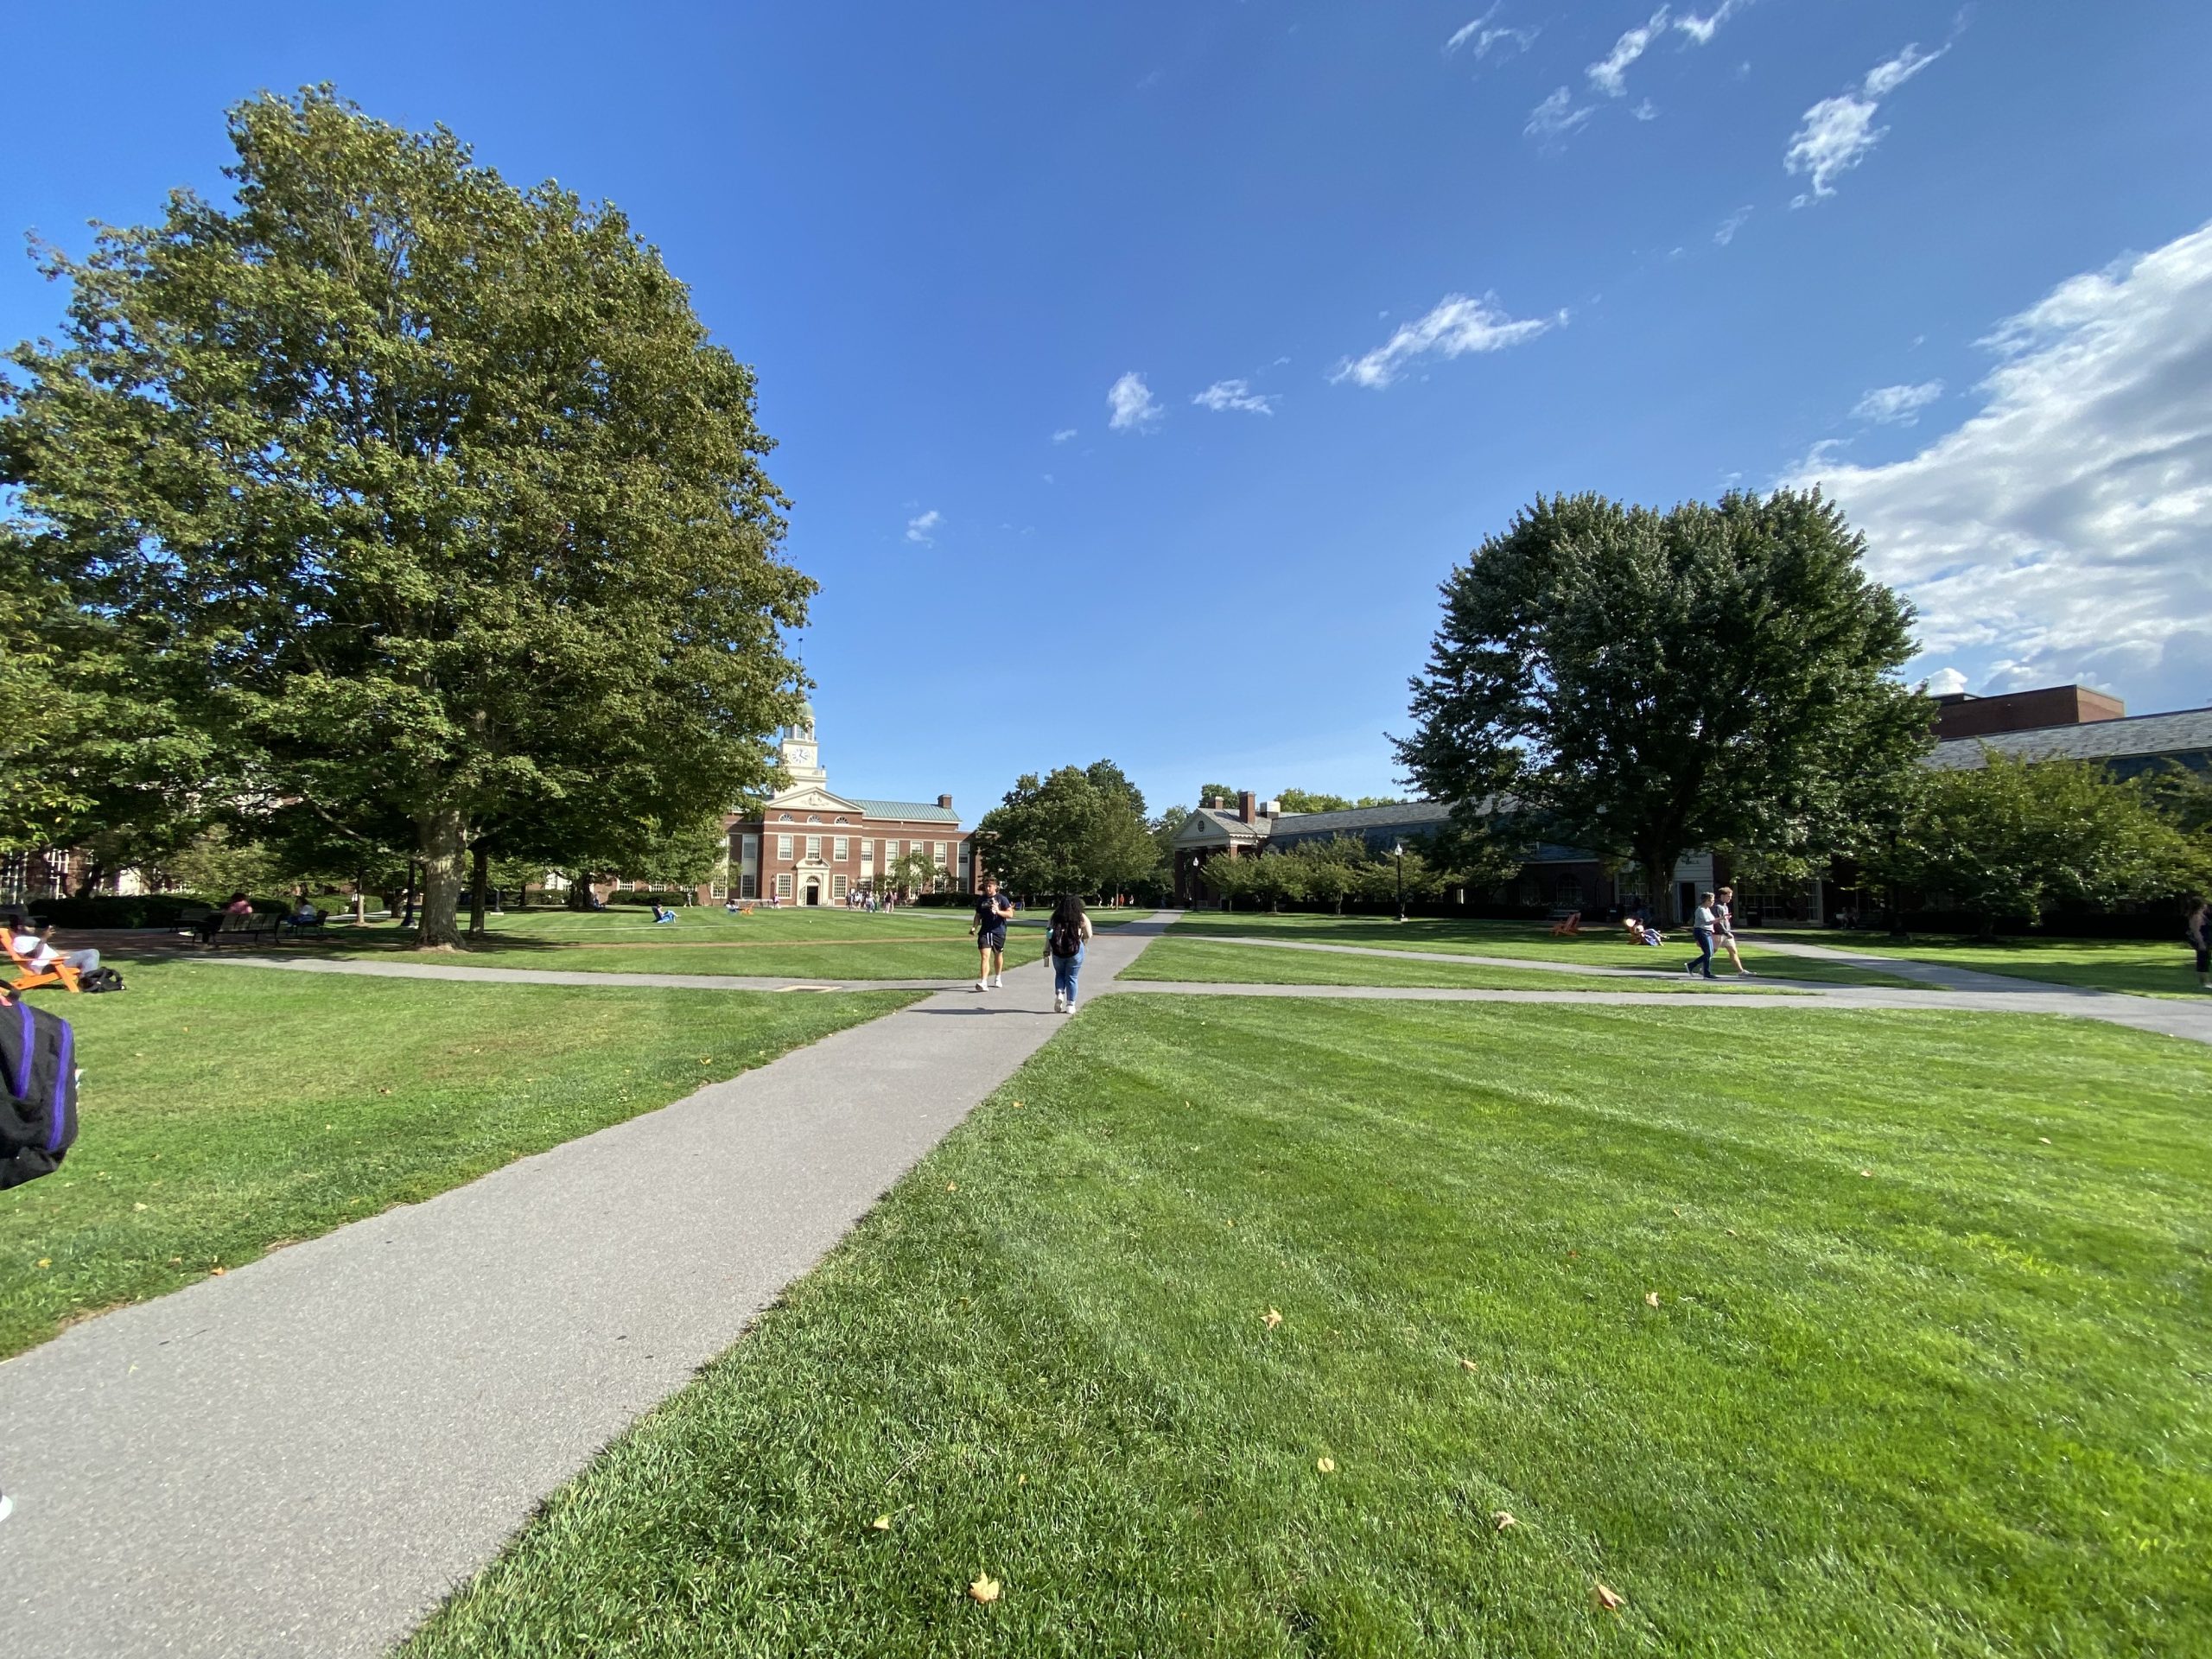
[204,909,284,949]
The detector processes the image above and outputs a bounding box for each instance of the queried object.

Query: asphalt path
[0,916,1176,1658]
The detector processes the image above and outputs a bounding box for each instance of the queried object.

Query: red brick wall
[723,810,972,905]
[1934,684,2124,741]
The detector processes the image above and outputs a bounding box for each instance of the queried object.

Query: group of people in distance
[969,877,1090,1013]
[1621,885,1751,979]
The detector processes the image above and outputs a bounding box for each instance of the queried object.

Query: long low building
[1173,684,2212,925]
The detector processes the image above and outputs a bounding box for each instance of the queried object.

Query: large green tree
[1867,753,2209,935]
[1396,490,1929,922]
[0,89,809,945]
[976,760,1160,899]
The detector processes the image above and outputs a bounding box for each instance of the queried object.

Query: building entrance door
[804,878,822,906]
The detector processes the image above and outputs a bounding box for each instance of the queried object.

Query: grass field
[1169,911,1923,988]
[1121,936,1802,992]
[311,906,1046,980]
[0,963,915,1360]
[1816,930,2211,1000]
[401,996,2211,1658]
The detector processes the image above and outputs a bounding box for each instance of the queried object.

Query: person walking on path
[1713,885,1752,976]
[1046,893,1093,1014]
[2187,896,2210,992]
[1683,890,1719,980]
[971,877,1013,991]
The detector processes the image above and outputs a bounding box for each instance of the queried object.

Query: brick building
[720,702,974,905]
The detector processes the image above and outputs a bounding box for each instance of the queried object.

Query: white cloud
[1923,666,1969,696]
[1714,204,1754,245]
[1332,293,1561,390]
[1192,378,1277,416]
[1525,86,1592,140]
[1444,4,1499,53]
[1052,428,1077,444]
[1674,1,1745,47]
[1106,372,1162,432]
[1587,8,1670,97]
[1852,381,1945,424]
[1784,222,2212,713]
[904,509,941,545]
[1785,41,1947,205]
[1631,99,1660,121]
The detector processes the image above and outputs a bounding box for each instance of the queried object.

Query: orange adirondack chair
[1548,910,1583,938]
[4,934,81,994]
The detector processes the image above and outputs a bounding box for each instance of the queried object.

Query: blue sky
[4,2,2209,822]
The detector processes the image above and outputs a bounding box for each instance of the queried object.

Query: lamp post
[1393,840,1407,924]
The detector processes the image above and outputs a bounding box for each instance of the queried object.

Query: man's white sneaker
[0,1491,13,1525]
[991,976,1005,989]
[973,980,988,992]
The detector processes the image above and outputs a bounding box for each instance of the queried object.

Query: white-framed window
[832,874,849,899]
[807,814,821,823]
[774,872,793,899]
[777,835,793,860]
[835,817,848,825]
[957,841,971,882]
[709,882,726,900]
[861,841,874,868]
[934,841,948,867]
[833,837,849,861]
[886,839,900,859]
[779,812,793,823]
[806,836,821,860]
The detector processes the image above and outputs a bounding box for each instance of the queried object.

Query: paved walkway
[1103,977,2212,1046]
[1179,932,1852,986]
[0,916,1178,1658]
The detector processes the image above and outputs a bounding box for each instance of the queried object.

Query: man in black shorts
[972,877,1013,991]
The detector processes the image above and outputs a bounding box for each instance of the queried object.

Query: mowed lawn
[402,997,2211,1658]
[1821,930,2212,1000]
[313,906,1047,980]
[1169,911,1923,988]
[1122,936,1802,993]
[0,962,915,1359]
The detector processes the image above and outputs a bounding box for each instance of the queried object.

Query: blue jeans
[1688,928,1714,978]
[1052,946,1084,1006]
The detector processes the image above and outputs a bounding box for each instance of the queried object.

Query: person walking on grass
[1046,893,1093,1014]
[1713,885,1752,976]
[1683,890,1719,980]
[2187,896,2210,992]
[971,877,1013,991]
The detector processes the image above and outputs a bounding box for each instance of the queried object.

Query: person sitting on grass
[651,901,677,925]
[724,895,743,914]
[1623,916,1665,947]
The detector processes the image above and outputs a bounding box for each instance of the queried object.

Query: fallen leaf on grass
[2038,1137,2051,1145]
[1858,1170,1872,1179]
[945,1182,957,1192]
[869,1515,892,1532]
[35,1258,50,1269]
[1492,1510,1517,1530]
[968,1574,1002,1604]
[1459,1357,1479,1373]
[1724,1229,1737,1236]
[134,1203,148,1212]
[1591,1580,1624,1611]
[1316,1457,1336,1474]
[1644,1292,1661,1307]
[209,1267,226,1277]
[1263,1307,1283,1329]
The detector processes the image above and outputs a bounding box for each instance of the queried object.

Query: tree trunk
[1641,855,1675,925]
[353,867,367,925]
[467,842,490,938]
[400,862,418,931]
[416,808,468,949]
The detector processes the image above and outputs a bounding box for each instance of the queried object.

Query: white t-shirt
[1694,905,1715,930]
[9,930,57,969]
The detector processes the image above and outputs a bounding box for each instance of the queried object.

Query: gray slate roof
[1928,707,2212,770]
[849,798,962,823]
[1265,801,1455,839]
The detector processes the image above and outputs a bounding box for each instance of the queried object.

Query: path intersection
[3,912,2203,1656]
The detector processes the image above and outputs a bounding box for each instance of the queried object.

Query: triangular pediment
[762,785,866,818]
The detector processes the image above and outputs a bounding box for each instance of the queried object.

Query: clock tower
[779,699,827,791]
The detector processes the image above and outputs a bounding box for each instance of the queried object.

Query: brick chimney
[1238,790,1257,824]
[938,793,953,810]
[1206,795,1226,811]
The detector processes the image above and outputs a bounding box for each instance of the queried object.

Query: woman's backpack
[2,995,79,1190]
[79,966,125,994]
[1049,915,1084,957]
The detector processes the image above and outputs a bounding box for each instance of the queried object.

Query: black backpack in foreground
[2,995,78,1190]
